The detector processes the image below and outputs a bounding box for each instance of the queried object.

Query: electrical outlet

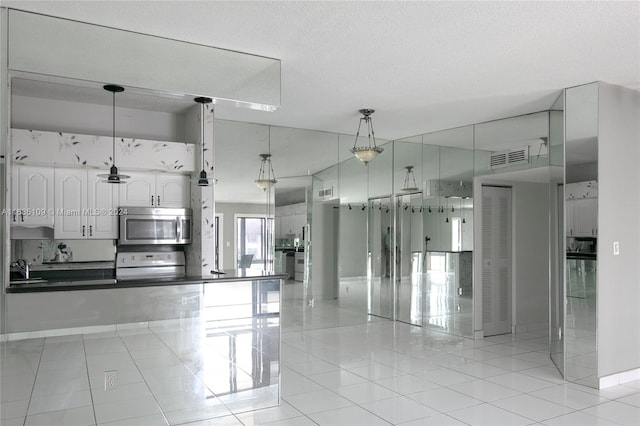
[613,241,620,255]
[104,370,118,390]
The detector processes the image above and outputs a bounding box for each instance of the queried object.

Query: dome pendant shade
[99,84,130,183]
[351,109,383,165]
[255,153,277,190]
[400,165,419,193]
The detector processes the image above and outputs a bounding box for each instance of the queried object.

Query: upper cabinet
[566,181,598,237]
[11,165,54,226]
[119,172,189,208]
[54,168,119,239]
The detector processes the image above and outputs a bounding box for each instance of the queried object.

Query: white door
[482,185,512,336]
[87,170,118,238]
[119,172,154,207]
[156,174,190,208]
[54,168,86,239]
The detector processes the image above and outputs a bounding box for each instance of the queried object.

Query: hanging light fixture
[99,84,130,184]
[194,97,215,187]
[255,126,277,190]
[350,109,383,164]
[400,165,419,193]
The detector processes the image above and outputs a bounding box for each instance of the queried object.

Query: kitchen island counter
[7,270,288,293]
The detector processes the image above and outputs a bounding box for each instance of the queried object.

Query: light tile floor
[2,286,640,425]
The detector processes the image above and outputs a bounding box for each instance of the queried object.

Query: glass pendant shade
[98,84,130,183]
[351,109,383,165]
[400,165,419,193]
[255,153,277,190]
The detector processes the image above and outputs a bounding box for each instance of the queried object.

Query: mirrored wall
[564,83,599,387]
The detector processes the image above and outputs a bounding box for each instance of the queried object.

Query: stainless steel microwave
[119,207,192,245]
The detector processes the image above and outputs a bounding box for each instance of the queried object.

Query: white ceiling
[4,1,639,141]
[4,1,639,204]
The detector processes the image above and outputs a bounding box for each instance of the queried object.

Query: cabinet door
[15,165,54,226]
[573,198,597,236]
[54,168,86,239]
[566,200,575,236]
[119,172,154,207]
[156,174,190,208]
[87,170,118,239]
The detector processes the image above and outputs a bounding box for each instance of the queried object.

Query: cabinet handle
[12,212,15,222]
[157,195,160,206]
[89,225,93,237]
[82,225,86,237]
[20,212,24,222]
[151,195,154,206]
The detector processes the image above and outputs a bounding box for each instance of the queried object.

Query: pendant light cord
[112,90,116,165]
[202,103,205,171]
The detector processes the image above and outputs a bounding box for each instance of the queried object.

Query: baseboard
[474,330,484,340]
[1,324,116,341]
[513,322,549,334]
[599,368,640,389]
[0,321,164,341]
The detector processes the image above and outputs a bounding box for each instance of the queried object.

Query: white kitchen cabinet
[54,168,119,239]
[11,165,54,226]
[566,198,597,237]
[119,172,190,208]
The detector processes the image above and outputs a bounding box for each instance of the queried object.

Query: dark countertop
[7,270,289,293]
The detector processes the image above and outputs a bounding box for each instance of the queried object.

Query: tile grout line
[116,330,172,426]
[21,338,45,426]
[80,335,98,426]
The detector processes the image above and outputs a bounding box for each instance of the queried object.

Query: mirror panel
[565,83,598,388]
[549,91,565,376]
[337,155,368,314]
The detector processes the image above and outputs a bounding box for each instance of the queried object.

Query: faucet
[11,259,31,279]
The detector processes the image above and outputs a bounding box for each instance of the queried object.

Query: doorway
[481,185,513,336]
[236,215,272,270]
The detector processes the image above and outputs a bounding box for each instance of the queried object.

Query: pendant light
[255,126,277,190]
[99,84,130,184]
[194,96,215,187]
[350,109,383,164]
[400,165,419,193]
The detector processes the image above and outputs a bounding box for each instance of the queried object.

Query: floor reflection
[566,258,597,387]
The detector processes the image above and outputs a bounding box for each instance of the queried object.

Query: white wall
[338,207,367,278]
[512,182,550,330]
[597,83,640,378]
[216,202,269,270]
[310,200,338,300]
[12,95,185,142]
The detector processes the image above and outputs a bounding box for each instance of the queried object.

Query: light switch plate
[613,241,620,255]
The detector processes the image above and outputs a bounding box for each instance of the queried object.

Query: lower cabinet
[54,168,118,239]
[294,251,305,282]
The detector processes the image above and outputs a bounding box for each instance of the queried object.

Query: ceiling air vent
[318,187,334,199]
[489,146,529,170]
